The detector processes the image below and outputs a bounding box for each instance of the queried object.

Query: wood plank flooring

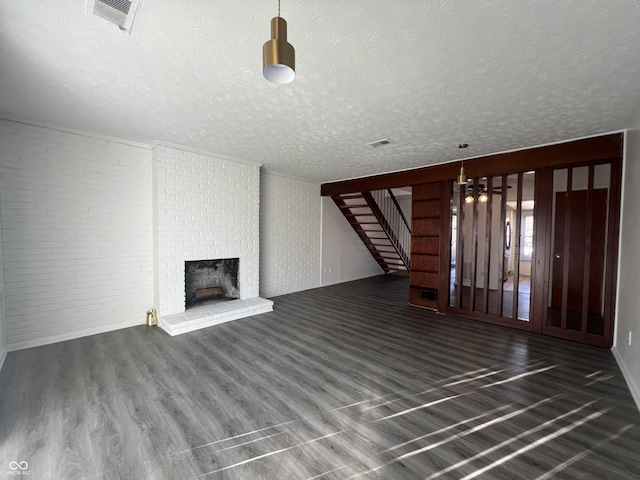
[1,273,639,479]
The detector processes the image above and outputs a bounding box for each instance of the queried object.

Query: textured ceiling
[1,1,639,183]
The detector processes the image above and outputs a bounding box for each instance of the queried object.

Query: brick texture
[152,145,260,317]
[260,172,321,297]
[0,120,153,348]
[0,190,5,365]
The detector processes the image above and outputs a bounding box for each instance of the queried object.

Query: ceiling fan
[464,183,512,203]
[465,183,512,195]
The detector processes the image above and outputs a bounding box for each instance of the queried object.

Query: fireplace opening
[185,258,239,309]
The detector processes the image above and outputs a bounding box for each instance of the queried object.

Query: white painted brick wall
[153,144,260,317]
[260,172,321,297]
[0,189,6,368]
[0,120,154,349]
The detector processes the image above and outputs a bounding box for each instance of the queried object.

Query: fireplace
[185,258,239,309]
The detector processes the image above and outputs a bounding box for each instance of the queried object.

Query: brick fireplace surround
[152,143,272,336]
[0,120,321,352]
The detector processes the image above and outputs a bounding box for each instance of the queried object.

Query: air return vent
[367,138,392,149]
[86,0,141,34]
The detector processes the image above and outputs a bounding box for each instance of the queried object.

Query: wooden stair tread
[339,204,370,209]
[332,191,410,274]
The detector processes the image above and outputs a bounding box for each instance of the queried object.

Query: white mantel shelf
[158,298,274,336]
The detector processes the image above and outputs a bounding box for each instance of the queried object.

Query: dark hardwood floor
[1,273,639,479]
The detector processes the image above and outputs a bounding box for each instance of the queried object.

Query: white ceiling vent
[85,0,141,34]
[367,138,392,149]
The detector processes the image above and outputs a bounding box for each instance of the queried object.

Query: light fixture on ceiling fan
[465,184,489,204]
[263,0,296,84]
[457,143,469,185]
[464,182,511,203]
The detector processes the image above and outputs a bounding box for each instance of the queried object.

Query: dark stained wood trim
[541,325,611,348]
[581,165,595,333]
[560,168,574,330]
[455,185,464,308]
[512,172,524,320]
[481,176,493,315]
[497,174,507,318]
[604,157,623,347]
[469,180,479,311]
[446,307,534,332]
[321,133,623,196]
[438,181,453,312]
[531,167,553,335]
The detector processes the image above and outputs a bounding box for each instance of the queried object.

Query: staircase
[332,189,411,273]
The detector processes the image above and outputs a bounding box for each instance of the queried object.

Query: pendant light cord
[278,0,281,17]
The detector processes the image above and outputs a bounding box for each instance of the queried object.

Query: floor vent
[86,0,141,34]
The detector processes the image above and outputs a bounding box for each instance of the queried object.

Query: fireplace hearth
[185,258,239,309]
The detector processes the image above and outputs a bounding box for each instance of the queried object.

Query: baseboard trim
[260,283,321,299]
[6,319,143,352]
[320,272,385,288]
[265,273,390,298]
[611,346,640,413]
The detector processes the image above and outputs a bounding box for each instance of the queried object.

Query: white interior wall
[321,197,383,286]
[397,195,412,221]
[614,119,640,411]
[260,172,321,298]
[519,209,533,277]
[0,120,267,352]
[0,120,154,350]
[506,208,516,275]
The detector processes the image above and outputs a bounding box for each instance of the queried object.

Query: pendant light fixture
[263,0,295,84]
[457,143,469,185]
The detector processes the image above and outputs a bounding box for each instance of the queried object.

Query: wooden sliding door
[446,160,620,347]
[535,163,621,347]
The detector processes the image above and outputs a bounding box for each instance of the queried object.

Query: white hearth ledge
[158,298,274,336]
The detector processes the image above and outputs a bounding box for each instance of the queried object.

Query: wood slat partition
[454,183,465,310]
[581,165,595,333]
[497,174,508,318]
[561,168,574,330]
[469,181,479,311]
[322,134,624,348]
[512,172,524,320]
[481,176,493,315]
[321,134,623,196]
[531,168,553,334]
